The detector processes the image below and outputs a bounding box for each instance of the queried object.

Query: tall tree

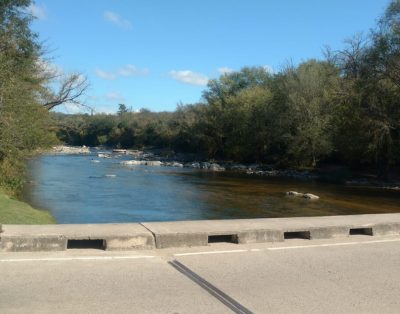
[0,0,57,191]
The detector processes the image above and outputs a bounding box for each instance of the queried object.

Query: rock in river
[303,193,320,200]
[121,160,163,166]
[145,161,163,166]
[286,191,320,200]
[286,191,303,197]
[121,160,146,166]
[209,163,225,171]
[52,145,90,155]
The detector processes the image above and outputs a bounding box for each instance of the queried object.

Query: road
[1,235,400,313]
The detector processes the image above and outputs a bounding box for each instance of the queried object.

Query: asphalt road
[1,235,400,313]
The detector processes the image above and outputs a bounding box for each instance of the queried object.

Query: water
[23,153,400,224]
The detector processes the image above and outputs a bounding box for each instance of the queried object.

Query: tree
[281,60,340,167]
[41,73,89,111]
[0,0,58,191]
[331,0,400,176]
[117,103,129,115]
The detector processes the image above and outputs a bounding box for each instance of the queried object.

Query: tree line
[1,0,400,195]
[55,1,400,178]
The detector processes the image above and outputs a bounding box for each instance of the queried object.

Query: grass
[0,191,55,224]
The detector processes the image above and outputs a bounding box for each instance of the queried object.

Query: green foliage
[0,0,58,193]
[281,60,340,166]
[32,0,400,179]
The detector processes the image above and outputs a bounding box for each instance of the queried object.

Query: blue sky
[29,0,391,113]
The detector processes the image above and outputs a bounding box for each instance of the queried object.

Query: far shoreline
[45,145,400,191]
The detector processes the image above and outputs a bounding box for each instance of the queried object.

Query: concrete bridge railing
[1,213,400,252]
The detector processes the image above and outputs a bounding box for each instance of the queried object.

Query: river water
[22,153,400,224]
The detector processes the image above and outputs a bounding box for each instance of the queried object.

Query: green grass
[0,191,55,224]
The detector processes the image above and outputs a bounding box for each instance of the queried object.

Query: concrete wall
[1,213,400,252]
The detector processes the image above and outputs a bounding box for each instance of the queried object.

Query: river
[22,152,400,224]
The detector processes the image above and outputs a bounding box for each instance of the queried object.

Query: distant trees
[117,104,129,115]
[326,1,400,176]
[55,45,400,175]
[280,60,340,166]
[3,0,398,186]
[54,0,400,178]
[48,59,351,167]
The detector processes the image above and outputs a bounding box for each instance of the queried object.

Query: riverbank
[118,148,400,188]
[0,191,55,224]
[49,145,400,189]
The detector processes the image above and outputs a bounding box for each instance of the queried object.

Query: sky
[29,0,391,114]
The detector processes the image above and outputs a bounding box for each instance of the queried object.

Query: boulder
[303,193,320,200]
[145,161,163,166]
[163,161,184,168]
[210,163,225,171]
[52,145,90,155]
[286,191,319,200]
[230,164,247,171]
[112,149,127,154]
[98,153,112,158]
[286,191,303,197]
[121,160,146,165]
[201,162,211,169]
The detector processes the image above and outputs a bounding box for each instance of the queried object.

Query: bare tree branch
[43,73,90,110]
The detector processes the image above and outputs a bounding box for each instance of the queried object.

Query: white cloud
[218,67,234,74]
[104,11,132,30]
[96,65,148,80]
[105,91,125,103]
[95,69,117,80]
[118,64,149,77]
[263,65,275,74]
[28,3,47,20]
[169,70,209,86]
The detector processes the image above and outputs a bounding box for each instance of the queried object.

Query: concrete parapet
[309,226,350,239]
[0,223,155,252]
[105,235,155,251]
[0,235,66,252]
[143,213,400,248]
[1,214,400,251]
[371,223,400,236]
[153,233,208,249]
[142,221,286,249]
[237,229,283,244]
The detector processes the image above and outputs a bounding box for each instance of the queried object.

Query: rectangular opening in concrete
[208,234,238,244]
[349,228,373,236]
[67,239,106,250]
[284,231,311,240]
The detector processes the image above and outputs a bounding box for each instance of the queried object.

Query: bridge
[1,214,400,313]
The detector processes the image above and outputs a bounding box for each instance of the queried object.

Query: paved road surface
[1,235,400,313]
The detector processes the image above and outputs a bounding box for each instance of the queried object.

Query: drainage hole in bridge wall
[349,228,373,236]
[208,235,238,244]
[284,231,311,240]
[67,239,106,250]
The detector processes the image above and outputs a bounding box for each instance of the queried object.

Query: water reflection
[23,154,400,223]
